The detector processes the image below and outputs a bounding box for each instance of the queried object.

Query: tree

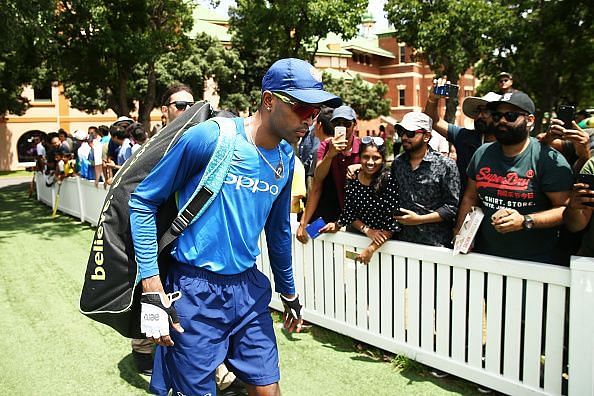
[384,0,512,122]
[53,0,194,128]
[0,0,55,115]
[322,74,391,120]
[474,0,594,124]
[152,33,247,115]
[229,0,368,111]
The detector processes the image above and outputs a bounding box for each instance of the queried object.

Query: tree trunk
[138,62,156,131]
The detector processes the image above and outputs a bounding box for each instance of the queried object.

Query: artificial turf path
[0,181,475,395]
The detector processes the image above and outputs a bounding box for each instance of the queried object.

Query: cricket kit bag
[79,102,238,338]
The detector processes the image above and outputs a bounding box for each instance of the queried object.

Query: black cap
[488,91,535,114]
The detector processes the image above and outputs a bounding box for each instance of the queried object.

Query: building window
[34,83,52,102]
[399,89,406,106]
[399,46,406,63]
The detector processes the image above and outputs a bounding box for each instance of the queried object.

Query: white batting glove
[140,291,182,339]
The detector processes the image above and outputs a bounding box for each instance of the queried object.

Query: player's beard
[495,119,529,145]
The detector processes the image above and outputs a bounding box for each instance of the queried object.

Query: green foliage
[384,0,512,122]
[322,73,391,120]
[0,0,55,115]
[391,354,423,372]
[475,0,594,118]
[53,0,195,123]
[229,0,368,111]
[152,33,247,113]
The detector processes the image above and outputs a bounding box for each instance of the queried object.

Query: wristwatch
[522,215,534,230]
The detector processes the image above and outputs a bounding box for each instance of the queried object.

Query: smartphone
[305,217,327,239]
[434,83,459,98]
[557,105,576,129]
[345,250,359,261]
[577,174,594,207]
[334,126,346,139]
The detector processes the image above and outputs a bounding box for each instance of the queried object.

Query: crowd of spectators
[33,117,148,189]
[294,76,594,265]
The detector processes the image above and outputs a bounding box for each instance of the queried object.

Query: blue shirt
[129,118,296,294]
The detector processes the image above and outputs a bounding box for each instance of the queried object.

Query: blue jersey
[129,118,296,294]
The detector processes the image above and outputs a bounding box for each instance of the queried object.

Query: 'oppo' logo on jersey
[224,173,280,195]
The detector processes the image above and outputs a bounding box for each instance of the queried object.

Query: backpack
[79,102,237,338]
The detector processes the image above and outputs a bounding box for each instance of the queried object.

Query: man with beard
[455,92,573,264]
[425,83,500,192]
[391,112,460,247]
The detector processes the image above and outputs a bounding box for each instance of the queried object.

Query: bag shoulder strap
[157,117,238,255]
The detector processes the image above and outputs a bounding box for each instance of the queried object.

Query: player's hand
[296,223,309,244]
[280,294,303,333]
[141,291,184,346]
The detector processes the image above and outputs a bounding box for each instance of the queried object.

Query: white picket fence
[37,174,594,395]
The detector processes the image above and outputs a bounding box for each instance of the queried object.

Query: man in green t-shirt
[456,91,573,264]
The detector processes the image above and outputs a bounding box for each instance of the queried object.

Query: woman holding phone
[320,136,400,263]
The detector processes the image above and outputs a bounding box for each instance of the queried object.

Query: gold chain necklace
[245,119,284,180]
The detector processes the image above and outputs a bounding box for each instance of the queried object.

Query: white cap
[73,130,88,141]
[462,92,501,118]
[397,112,433,132]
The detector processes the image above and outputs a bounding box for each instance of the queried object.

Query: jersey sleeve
[129,122,219,279]
[265,150,296,295]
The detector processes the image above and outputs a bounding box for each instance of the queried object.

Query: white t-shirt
[429,130,449,154]
[36,142,46,157]
[77,142,91,162]
[92,138,103,166]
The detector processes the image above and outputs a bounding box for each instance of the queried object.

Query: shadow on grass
[271,309,479,395]
[0,182,95,245]
[117,353,151,393]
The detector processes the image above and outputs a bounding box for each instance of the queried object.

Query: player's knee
[245,382,280,396]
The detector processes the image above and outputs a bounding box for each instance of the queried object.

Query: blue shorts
[149,263,280,396]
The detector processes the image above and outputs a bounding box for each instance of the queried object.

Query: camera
[434,83,459,98]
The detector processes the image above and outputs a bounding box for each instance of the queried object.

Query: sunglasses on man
[272,92,320,120]
[168,101,194,110]
[361,136,384,146]
[491,111,528,123]
[498,78,510,84]
[396,128,427,138]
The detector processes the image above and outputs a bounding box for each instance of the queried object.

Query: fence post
[568,256,594,395]
[76,177,85,223]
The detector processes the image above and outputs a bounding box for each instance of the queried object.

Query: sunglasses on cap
[272,92,320,120]
[491,111,528,123]
[168,101,194,110]
[396,128,427,138]
[361,136,384,146]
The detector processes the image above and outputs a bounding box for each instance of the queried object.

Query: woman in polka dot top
[321,136,400,263]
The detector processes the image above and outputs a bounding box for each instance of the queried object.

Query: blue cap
[331,105,357,122]
[262,58,342,108]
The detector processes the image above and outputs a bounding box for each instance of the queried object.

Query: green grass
[0,182,477,395]
[0,170,30,178]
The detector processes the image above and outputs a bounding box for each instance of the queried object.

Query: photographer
[538,119,590,172]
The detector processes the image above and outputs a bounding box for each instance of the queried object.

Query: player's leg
[227,267,282,393]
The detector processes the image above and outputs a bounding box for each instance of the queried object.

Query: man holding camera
[424,80,501,193]
[297,105,360,243]
[455,92,572,264]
